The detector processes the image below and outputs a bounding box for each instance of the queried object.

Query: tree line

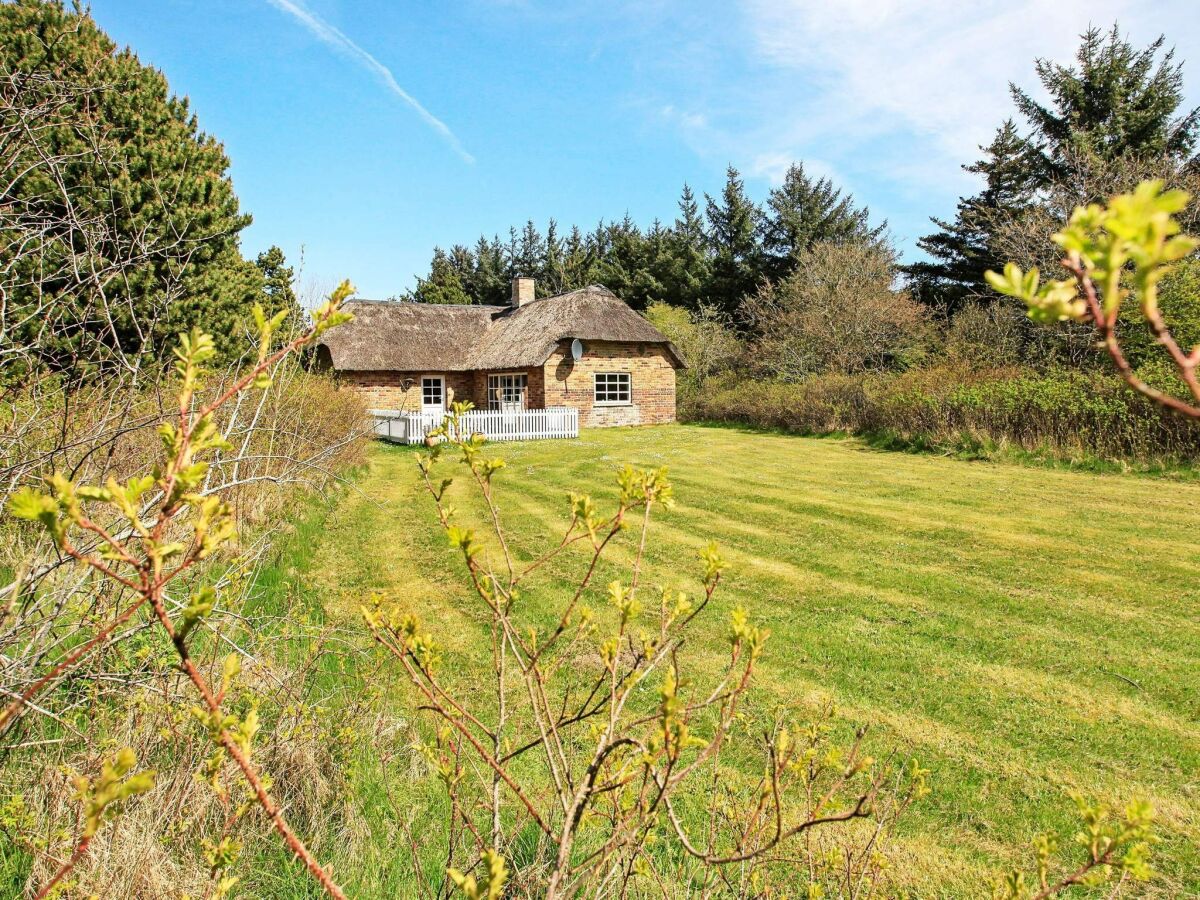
[408,25,1200,380]
[404,165,883,316]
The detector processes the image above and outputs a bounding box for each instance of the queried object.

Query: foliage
[742,241,930,379]
[359,404,930,897]
[254,245,303,323]
[0,0,271,371]
[644,301,741,391]
[3,283,356,898]
[686,365,1200,463]
[761,162,885,283]
[912,25,1199,316]
[987,180,1200,418]
[403,166,883,318]
[996,798,1156,899]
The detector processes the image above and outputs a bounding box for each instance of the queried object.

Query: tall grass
[685,366,1200,464]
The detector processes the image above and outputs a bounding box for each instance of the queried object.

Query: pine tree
[515,221,545,288]
[912,25,1199,315]
[761,163,883,283]
[2,0,258,368]
[467,236,509,305]
[543,219,565,295]
[663,183,710,309]
[1013,25,1199,180]
[409,247,473,304]
[562,225,595,292]
[705,166,764,316]
[906,122,1037,315]
[254,245,302,322]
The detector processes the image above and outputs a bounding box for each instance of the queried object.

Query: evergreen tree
[408,247,473,304]
[912,25,1199,315]
[562,225,596,292]
[1013,25,1199,180]
[254,245,302,321]
[2,0,258,368]
[662,183,710,309]
[543,219,565,295]
[468,235,509,306]
[515,220,545,287]
[906,122,1038,315]
[761,163,883,283]
[705,166,764,316]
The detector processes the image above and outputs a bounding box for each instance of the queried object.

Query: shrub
[685,366,1200,463]
[741,241,931,379]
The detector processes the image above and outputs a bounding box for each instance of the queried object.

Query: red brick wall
[542,341,677,427]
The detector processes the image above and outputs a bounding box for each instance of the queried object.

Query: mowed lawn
[307,424,1200,895]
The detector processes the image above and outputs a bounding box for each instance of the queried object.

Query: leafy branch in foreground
[363,404,930,898]
[986,179,1200,417]
[5,283,355,899]
[995,797,1155,899]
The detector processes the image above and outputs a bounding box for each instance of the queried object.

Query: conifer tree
[408,247,473,304]
[761,163,883,283]
[254,245,302,321]
[1,0,258,369]
[1014,25,1198,180]
[912,25,1199,315]
[906,122,1038,315]
[705,166,764,316]
[663,183,711,309]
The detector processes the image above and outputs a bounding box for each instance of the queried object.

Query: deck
[370,407,580,444]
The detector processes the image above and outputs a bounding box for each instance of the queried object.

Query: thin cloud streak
[265,0,475,164]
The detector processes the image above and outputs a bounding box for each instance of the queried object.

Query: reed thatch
[318,285,684,372]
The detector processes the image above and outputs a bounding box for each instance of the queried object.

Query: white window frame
[488,372,528,410]
[421,376,444,413]
[593,372,632,406]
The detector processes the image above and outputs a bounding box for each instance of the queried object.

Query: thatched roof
[317,301,502,371]
[319,286,684,372]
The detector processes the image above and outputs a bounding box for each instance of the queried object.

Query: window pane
[488,373,527,409]
[594,372,630,403]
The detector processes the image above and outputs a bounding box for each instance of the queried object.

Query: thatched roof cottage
[315,278,684,427]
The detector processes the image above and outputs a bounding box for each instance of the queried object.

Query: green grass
[294,424,1200,896]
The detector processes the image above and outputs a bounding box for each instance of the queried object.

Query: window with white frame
[593,372,631,405]
[488,373,527,410]
[421,376,444,410]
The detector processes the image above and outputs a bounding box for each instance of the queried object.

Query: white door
[421,376,445,415]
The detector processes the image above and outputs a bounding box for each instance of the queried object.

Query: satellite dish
[570,338,584,361]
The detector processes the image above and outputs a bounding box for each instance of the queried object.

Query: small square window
[421,377,444,409]
[593,372,631,405]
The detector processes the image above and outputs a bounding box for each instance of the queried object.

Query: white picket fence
[370,407,579,445]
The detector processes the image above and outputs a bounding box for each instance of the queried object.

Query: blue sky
[89,0,1199,300]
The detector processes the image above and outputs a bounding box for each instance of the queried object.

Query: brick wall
[542,341,677,427]
[337,343,677,428]
[337,370,475,411]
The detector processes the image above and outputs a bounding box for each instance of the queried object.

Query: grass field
[298,424,1200,896]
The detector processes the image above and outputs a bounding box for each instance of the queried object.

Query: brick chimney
[511,276,536,308]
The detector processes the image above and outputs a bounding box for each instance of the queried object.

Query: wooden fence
[370,407,579,445]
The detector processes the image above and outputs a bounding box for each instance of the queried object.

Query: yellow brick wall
[337,343,677,428]
[336,371,475,412]
[542,341,677,427]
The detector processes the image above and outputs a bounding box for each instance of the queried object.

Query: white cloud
[265,0,475,164]
[739,0,1200,183]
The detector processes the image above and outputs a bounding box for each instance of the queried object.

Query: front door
[421,376,445,415]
